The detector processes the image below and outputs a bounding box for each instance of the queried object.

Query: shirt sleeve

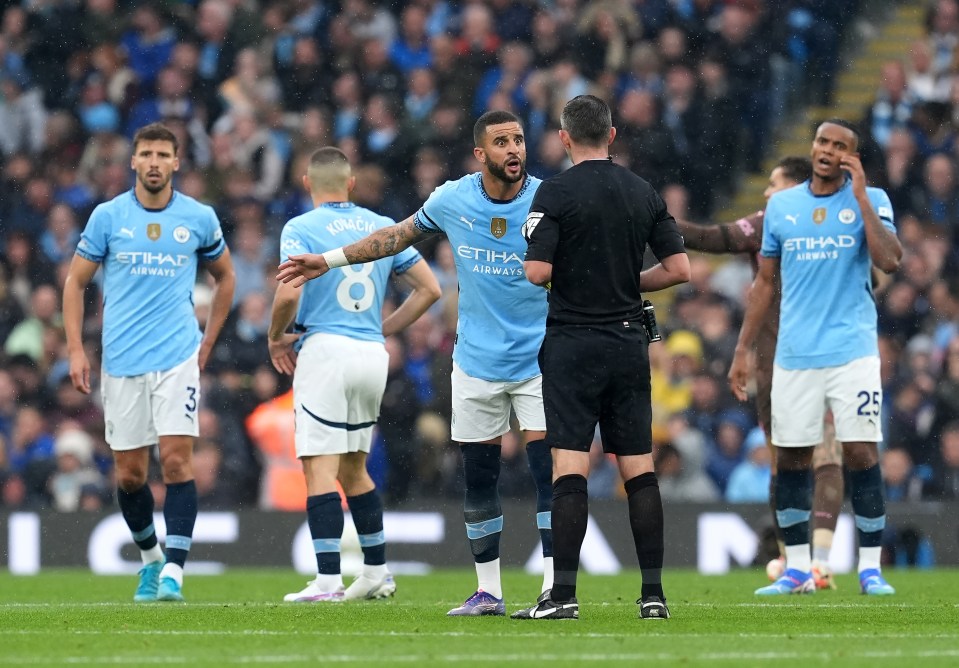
[75,204,110,262]
[760,196,781,258]
[870,188,896,233]
[198,205,226,261]
[523,180,563,263]
[646,190,686,260]
[392,246,423,274]
[413,182,450,234]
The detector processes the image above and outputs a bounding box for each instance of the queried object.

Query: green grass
[1,568,957,667]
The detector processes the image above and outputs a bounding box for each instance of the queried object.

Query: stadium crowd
[1,0,957,525]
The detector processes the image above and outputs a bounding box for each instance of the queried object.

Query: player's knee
[115,467,148,492]
[159,451,192,482]
[842,442,879,470]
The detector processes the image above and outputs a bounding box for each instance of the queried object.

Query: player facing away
[62,122,236,602]
[677,156,844,590]
[729,119,902,596]
[269,147,440,602]
[518,95,690,621]
[277,111,555,616]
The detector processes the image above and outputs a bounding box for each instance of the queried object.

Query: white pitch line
[1,629,958,640]
[4,650,959,665]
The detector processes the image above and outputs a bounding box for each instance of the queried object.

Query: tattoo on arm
[344,220,426,263]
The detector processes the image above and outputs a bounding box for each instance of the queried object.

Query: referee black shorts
[539,320,653,456]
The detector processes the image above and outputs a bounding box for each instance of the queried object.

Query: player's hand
[268,333,301,375]
[276,253,330,288]
[198,339,214,371]
[840,154,866,194]
[727,351,750,403]
[69,349,92,395]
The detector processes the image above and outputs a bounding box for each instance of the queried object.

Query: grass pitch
[1,568,957,667]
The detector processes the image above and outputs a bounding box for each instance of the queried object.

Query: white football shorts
[451,361,546,442]
[770,355,882,447]
[293,332,389,457]
[101,348,201,451]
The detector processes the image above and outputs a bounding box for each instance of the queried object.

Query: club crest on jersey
[173,226,190,243]
[838,208,856,224]
[812,208,827,224]
[490,217,507,239]
[147,223,162,241]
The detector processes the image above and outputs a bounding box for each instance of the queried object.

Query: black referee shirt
[524,159,686,325]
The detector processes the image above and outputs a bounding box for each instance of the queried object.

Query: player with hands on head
[270,146,440,603]
[728,119,902,597]
[62,122,236,603]
[277,111,556,616]
[677,156,845,590]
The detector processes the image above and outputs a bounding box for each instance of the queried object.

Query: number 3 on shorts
[185,386,197,413]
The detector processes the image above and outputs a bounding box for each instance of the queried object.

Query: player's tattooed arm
[344,217,427,263]
[278,216,431,287]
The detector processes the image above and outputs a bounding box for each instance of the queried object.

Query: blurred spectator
[378,336,424,504]
[655,441,721,503]
[706,408,752,492]
[926,419,959,498]
[193,438,241,508]
[881,446,926,502]
[391,3,432,74]
[4,284,60,363]
[245,388,305,511]
[725,427,772,503]
[120,6,175,90]
[48,428,106,512]
[8,404,54,477]
[39,204,80,266]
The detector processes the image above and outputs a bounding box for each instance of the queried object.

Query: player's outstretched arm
[728,255,779,402]
[199,248,236,371]
[62,254,100,395]
[382,259,442,338]
[639,251,691,292]
[267,280,302,376]
[677,217,761,255]
[277,216,428,287]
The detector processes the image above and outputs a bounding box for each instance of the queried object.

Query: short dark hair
[473,110,522,146]
[560,95,611,146]
[820,118,861,149]
[776,156,812,184]
[132,123,179,155]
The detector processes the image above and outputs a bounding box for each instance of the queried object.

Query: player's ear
[172,155,180,172]
[473,146,486,165]
[558,129,571,151]
[301,174,311,194]
[347,175,356,193]
[608,126,617,146]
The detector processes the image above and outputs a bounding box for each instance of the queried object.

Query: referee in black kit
[513,95,690,621]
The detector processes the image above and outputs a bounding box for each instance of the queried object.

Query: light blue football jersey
[761,178,896,369]
[76,190,226,377]
[413,173,546,382]
[280,202,422,344]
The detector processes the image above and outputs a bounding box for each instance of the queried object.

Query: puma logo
[119,227,135,238]
[785,214,799,226]
[459,216,475,230]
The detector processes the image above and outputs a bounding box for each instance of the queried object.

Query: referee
[513,95,690,621]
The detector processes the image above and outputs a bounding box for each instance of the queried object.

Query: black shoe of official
[511,591,578,620]
[638,595,670,619]
[510,589,551,619]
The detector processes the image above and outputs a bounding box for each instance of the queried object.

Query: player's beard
[139,171,172,194]
[487,156,526,184]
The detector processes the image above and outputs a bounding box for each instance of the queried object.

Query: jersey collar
[130,188,177,212]
[476,172,532,204]
[320,201,355,209]
[804,175,851,198]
